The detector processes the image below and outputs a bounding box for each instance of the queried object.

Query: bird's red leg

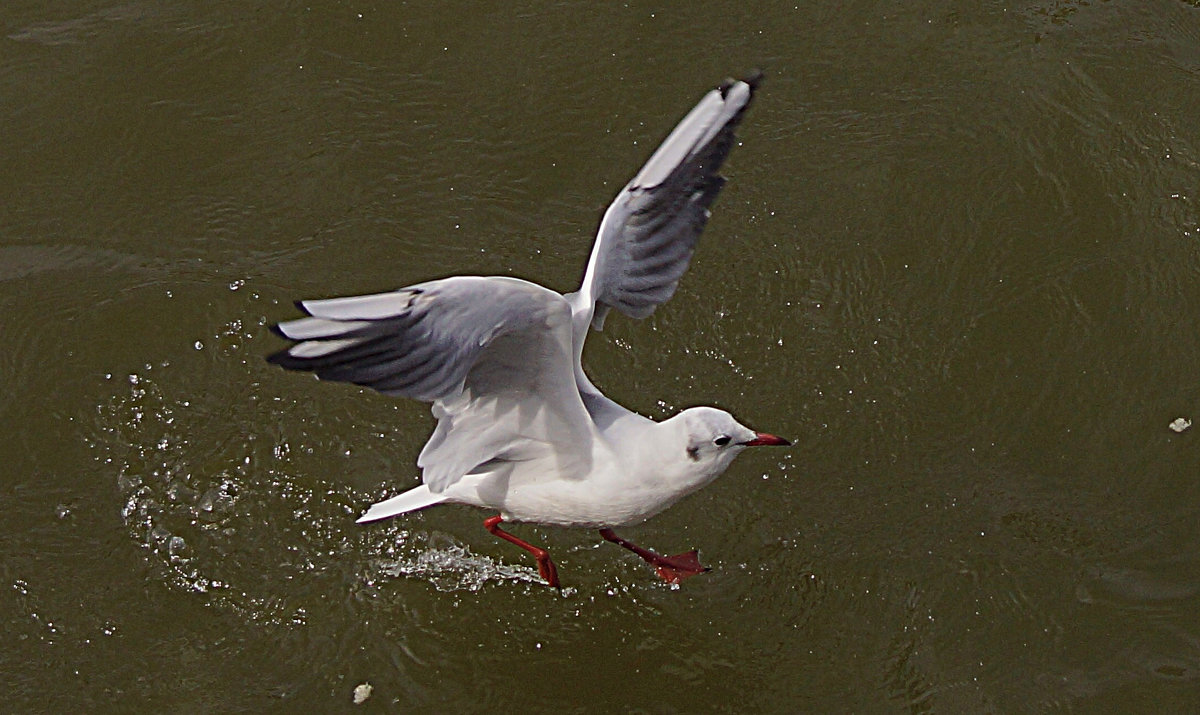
[599,528,709,584]
[484,515,560,589]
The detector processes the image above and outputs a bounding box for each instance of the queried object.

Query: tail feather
[356,484,447,524]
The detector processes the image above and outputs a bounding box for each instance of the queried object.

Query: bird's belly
[500,477,691,528]
[437,442,722,529]
[441,469,684,528]
[503,491,666,528]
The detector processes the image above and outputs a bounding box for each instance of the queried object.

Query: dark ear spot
[686,444,700,461]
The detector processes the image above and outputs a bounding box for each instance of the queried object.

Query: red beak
[740,432,791,447]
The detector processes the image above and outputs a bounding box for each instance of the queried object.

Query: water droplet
[167,536,188,558]
[352,682,373,705]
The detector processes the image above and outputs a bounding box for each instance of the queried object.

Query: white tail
[356,485,447,523]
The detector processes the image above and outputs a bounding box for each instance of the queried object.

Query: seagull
[267,72,789,589]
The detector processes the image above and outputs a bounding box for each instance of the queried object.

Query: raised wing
[568,72,761,340]
[268,276,596,491]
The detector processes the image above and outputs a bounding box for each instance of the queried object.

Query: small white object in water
[352,682,373,705]
[1169,417,1191,433]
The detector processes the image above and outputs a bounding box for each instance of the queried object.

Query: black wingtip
[267,315,301,366]
[720,70,764,97]
[265,347,290,366]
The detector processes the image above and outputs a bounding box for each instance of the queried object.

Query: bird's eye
[713,435,732,446]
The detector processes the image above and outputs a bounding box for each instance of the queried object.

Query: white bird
[268,72,788,589]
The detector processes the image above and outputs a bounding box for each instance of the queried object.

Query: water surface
[3,0,1199,710]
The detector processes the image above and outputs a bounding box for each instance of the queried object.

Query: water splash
[369,531,547,593]
[88,320,544,627]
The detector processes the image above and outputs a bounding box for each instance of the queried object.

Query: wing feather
[268,276,597,492]
[568,73,760,344]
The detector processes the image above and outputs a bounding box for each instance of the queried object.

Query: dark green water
[3,1,1199,710]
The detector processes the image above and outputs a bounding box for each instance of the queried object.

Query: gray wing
[268,276,596,491]
[568,72,761,338]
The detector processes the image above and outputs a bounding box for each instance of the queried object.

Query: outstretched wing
[268,276,596,492]
[567,72,761,345]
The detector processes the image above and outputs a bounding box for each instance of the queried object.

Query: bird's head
[676,406,790,475]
